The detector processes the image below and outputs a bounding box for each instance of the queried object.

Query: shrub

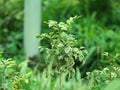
[0,52,34,90]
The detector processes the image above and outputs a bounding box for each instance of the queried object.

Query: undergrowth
[0,16,120,90]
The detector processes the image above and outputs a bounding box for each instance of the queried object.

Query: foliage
[0,0,24,59]
[42,0,120,29]
[0,52,88,90]
[86,52,120,89]
[42,0,81,21]
[37,16,87,76]
[0,53,35,90]
[28,67,120,90]
[0,52,120,90]
[0,0,120,89]
[86,66,120,89]
[67,14,120,74]
[41,0,120,75]
[42,0,83,34]
[80,0,112,18]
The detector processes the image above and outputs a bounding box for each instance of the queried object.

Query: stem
[109,67,112,81]
[59,73,62,90]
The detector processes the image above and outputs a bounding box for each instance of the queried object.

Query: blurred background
[0,0,120,73]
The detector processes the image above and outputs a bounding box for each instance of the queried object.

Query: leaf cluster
[37,16,87,75]
[0,56,34,90]
[86,65,120,89]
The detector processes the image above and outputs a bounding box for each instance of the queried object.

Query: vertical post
[24,0,41,58]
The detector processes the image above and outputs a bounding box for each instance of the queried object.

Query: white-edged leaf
[65,47,72,54]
